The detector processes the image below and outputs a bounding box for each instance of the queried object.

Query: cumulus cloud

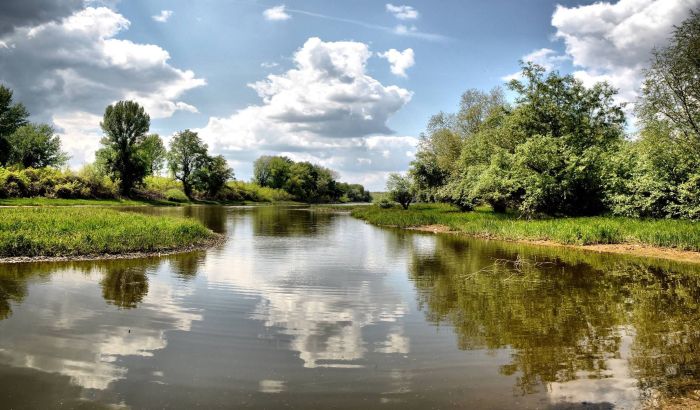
[152,10,173,23]
[198,37,416,189]
[0,0,83,35]
[386,4,419,20]
[263,5,291,21]
[379,48,415,78]
[0,6,205,165]
[52,111,103,166]
[551,0,700,105]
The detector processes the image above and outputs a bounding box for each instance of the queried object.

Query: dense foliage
[609,11,700,219]
[97,101,151,196]
[168,129,210,198]
[402,9,700,220]
[253,155,371,203]
[0,167,116,200]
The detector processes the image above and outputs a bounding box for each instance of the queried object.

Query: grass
[351,203,700,252]
[0,207,218,258]
[0,197,180,207]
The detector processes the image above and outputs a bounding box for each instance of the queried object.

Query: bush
[0,167,118,200]
[377,198,394,209]
[0,168,30,198]
[225,181,292,203]
[144,175,182,193]
[164,188,189,203]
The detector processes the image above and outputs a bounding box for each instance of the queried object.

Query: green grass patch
[351,203,700,251]
[0,207,217,258]
[0,197,179,207]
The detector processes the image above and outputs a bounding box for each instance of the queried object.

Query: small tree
[99,101,150,196]
[7,123,68,168]
[387,173,414,210]
[195,155,234,197]
[140,134,167,175]
[253,155,293,188]
[168,129,208,199]
[0,85,30,166]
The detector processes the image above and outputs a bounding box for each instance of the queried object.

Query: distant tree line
[390,10,700,219]
[0,92,370,203]
[253,155,371,203]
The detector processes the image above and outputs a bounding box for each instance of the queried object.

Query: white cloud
[0,6,205,166]
[152,10,173,23]
[502,48,569,81]
[551,0,700,106]
[379,48,415,78]
[52,111,103,167]
[198,37,416,190]
[386,4,419,20]
[263,5,291,21]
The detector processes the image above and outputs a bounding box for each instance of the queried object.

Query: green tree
[99,101,150,196]
[387,173,413,210]
[443,64,625,216]
[0,85,30,166]
[168,129,208,199]
[338,182,372,202]
[637,10,700,141]
[140,134,167,175]
[195,155,234,197]
[410,88,506,202]
[253,155,293,189]
[609,11,700,219]
[7,123,68,168]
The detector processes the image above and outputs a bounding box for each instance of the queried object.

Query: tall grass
[351,203,700,251]
[0,208,217,257]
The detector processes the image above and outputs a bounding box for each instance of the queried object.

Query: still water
[1,206,699,409]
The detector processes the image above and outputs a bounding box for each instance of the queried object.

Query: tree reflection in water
[0,251,204,318]
[407,233,700,400]
[100,262,151,309]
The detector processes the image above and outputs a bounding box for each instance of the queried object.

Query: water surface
[1,206,699,409]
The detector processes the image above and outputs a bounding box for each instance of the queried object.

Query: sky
[0,0,698,190]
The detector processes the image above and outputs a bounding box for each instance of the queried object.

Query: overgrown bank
[352,204,700,258]
[0,207,220,261]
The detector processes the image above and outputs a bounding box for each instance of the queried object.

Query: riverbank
[351,204,700,263]
[0,197,182,207]
[0,207,220,262]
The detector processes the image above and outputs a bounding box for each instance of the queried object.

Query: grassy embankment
[0,197,179,207]
[352,203,700,252]
[0,207,218,259]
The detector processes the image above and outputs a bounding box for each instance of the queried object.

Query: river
[0,205,699,409]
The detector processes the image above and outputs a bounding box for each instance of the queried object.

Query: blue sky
[0,0,697,189]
